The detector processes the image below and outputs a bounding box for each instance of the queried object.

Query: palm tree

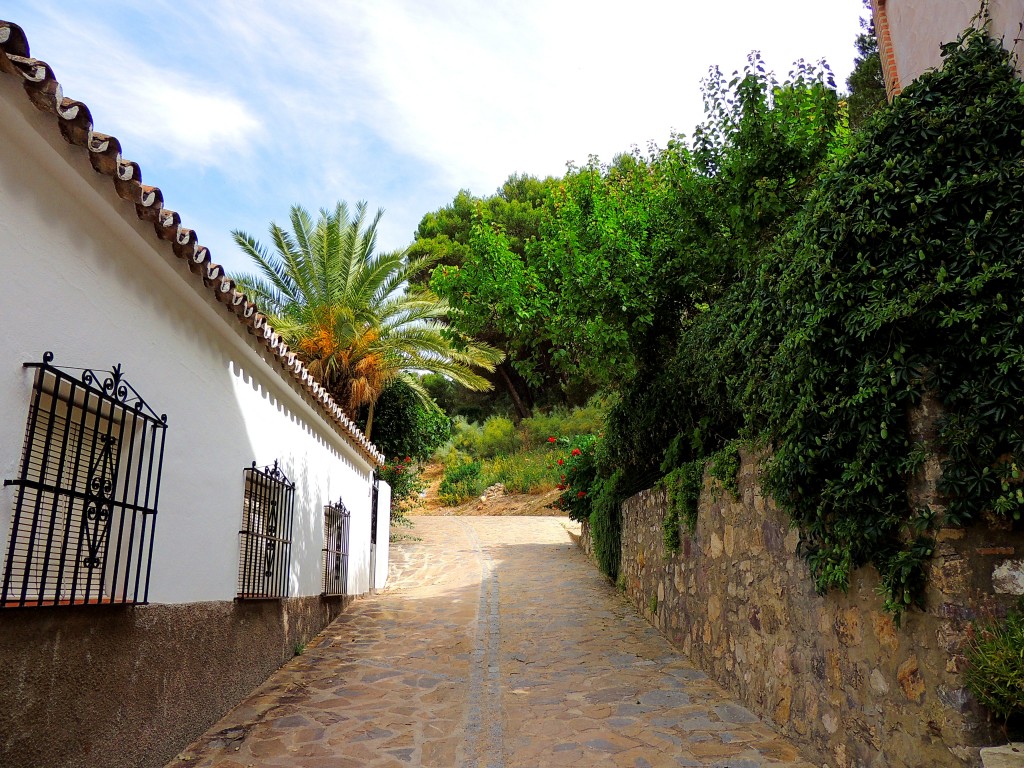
[232,201,503,438]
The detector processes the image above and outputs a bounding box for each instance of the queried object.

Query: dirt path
[410,462,564,518]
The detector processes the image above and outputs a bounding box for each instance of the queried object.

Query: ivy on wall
[760,29,1024,619]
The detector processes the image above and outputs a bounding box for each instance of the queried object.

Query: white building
[0,18,389,768]
[872,0,1024,97]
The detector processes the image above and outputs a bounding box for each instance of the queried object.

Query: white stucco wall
[0,75,381,604]
[374,482,392,591]
[886,0,1024,86]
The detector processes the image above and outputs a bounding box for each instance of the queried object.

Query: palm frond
[230,199,501,422]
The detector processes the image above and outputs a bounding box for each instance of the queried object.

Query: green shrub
[377,457,425,527]
[360,379,452,461]
[553,435,599,522]
[479,450,558,494]
[965,600,1024,727]
[438,461,484,505]
[707,442,741,499]
[479,416,521,457]
[521,399,608,448]
[434,443,471,469]
[450,417,484,457]
[759,29,1024,619]
[661,460,705,553]
[589,470,626,580]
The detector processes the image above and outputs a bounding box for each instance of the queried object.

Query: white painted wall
[0,75,381,604]
[886,0,1024,86]
[374,482,392,591]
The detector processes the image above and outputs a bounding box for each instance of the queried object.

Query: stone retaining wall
[0,596,349,768]
[596,450,1024,767]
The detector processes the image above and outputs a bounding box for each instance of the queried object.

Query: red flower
[577,491,587,498]
[557,459,564,465]
[556,484,566,490]
[560,475,566,481]
[404,456,411,463]
[571,448,582,456]
[548,436,556,443]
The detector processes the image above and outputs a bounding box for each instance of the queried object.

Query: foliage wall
[412,29,1024,619]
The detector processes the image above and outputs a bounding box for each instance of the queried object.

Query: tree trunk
[497,362,531,420]
[364,399,375,442]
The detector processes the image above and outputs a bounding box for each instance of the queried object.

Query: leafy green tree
[413,175,562,417]
[231,201,503,438]
[846,0,887,131]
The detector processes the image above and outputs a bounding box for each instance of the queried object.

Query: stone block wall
[610,451,1024,767]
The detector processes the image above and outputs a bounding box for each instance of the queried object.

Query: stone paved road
[167,517,813,768]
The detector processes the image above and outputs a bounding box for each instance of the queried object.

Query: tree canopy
[232,201,503,438]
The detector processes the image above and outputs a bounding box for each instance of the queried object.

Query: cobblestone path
[167,516,813,768]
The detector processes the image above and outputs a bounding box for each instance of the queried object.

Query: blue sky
[6,1,867,276]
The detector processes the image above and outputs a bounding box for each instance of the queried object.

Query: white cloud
[8,4,263,169]
[333,0,865,194]
[3,0,867,256]
[87,63,263,168]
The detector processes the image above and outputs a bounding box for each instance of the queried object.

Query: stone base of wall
[580,450,1024,768]
[0,595,350,768]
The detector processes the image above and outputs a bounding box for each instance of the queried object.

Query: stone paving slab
[166,516,814,768]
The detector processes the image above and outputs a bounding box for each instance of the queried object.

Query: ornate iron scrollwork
[82,434,119,569]
[251,460,294,488]
[1,352,168,608]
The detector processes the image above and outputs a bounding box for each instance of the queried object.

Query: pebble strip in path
[166,516,813,768]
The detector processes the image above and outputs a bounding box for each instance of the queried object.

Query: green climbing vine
[760,29,1024,620]
[707,442,741,499]
[660,460,705,554]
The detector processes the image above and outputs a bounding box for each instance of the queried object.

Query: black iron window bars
[321,497,351,596]
[237,460,294,599]
[2,352,168,608]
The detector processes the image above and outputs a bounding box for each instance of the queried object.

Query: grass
[964,600,1024,729]
[436,447,562,506]
[433,401,607,507]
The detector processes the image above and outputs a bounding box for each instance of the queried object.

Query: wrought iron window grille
[237,460,294,600]
[2,352,168,608]
[321,497,351,596]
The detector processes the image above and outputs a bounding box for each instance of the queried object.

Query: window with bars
[322,498,351,596]
[237,461,294,599]
[2,352,168,608]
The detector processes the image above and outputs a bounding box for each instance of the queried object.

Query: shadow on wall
[229,358,371,599]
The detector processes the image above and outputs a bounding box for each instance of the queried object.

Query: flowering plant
[550,434,599,522]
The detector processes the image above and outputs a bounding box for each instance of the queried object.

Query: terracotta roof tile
[0,20,384,466]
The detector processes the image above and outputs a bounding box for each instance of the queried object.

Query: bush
[521,398,608,448]
[361,379,452,461]
[450,417,484,457]
[479,450,558,494]
[759,29,1024,619]
[553,435,599,522]
[707,441,741,499]
[438,461,484,505]
[589,471,627,580]
[377,457,425,526]
[479,416,521,457]
[661,460,705,553]
[965,600,1024,728]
